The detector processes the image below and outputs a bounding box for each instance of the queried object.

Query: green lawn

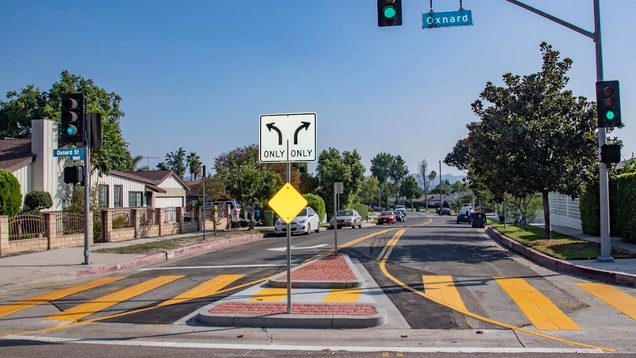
[488,219,636,260]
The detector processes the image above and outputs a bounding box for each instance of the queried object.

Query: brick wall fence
[0,205,230,257]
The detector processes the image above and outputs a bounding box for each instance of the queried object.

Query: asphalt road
[2,211,636,355]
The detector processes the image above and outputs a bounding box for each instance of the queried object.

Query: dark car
[456,212,471,224]
[438,207,452,215]
[395,210,406,222]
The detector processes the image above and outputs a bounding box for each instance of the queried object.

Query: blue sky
[1,0,634,177]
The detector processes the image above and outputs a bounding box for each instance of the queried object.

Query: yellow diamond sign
[268,183,308,224]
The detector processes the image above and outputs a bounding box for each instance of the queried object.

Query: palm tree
[187,152,202,180]
[131,155,144,171]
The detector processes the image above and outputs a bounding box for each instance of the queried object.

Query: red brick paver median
[275,254,356,282]
[209,302,377,315]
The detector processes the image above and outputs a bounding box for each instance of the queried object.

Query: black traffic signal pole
[504,0,614,262]
[83,113,91,265]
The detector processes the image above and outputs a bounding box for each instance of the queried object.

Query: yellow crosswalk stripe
[0,277,123,318]
[157,274,244,307]
[576,282,636,321]
[248,287,289,302]
[495,277,581,331]
[423,275,467,311]
[323,288,361,303]
[45,275,183,322]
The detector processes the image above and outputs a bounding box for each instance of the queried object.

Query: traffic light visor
[65,125,78,136]
[604,87,614,96]
[63,111,78,123]
[62,98,79,110]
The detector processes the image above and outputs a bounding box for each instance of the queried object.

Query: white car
[274,207,321,236]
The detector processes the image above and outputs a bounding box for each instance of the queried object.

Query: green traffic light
[65,125,77,136]
[606,110,615,120]
[383,6,396,19]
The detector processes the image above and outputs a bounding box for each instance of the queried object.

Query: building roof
[184,180,202,197]
[0,138,35,172]
[121,170,190,191]
[109,170,166,193]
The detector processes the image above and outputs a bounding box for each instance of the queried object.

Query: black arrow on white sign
[266,122,283,145]
[293,121,311,145]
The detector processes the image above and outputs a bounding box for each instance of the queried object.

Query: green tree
[187,152,202,180]
[360,175,380,205]
[0,71,132,175]
[159,147,187,178]
[0,169,22,216]
[417,159,429,208]
[400,175,423,208]
[315,148,365,216]
[466,42,598,238]
[200,175,228,202]
[370,152,392,207]
[297,162,319,194]
[389,155,408,203]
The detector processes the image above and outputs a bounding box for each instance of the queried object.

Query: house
[184,179,202,208]
[0,118,188,212]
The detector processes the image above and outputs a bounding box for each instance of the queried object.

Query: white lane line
[3,335,604,354]
[138,264,297,271]
[267,244,329,252]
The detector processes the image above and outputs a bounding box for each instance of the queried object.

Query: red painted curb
[75,232,266,278]
[486,227,636,287]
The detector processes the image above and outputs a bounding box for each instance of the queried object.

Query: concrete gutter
[486,227,636,287]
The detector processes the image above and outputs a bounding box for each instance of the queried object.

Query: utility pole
[202,165,206,240]
[439,161,442,211]
[82,114,91,265]
[504,0,613,261]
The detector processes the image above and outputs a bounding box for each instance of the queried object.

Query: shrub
[24,190,53,211]
[580,178,619,236]
[0,169,22,216]
[616,172,636,242]
[351,203,368,220]
[303,193,326,222]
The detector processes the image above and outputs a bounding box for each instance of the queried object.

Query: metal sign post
[82,113,91,265]
[202,165,206,240]
[333,182,344,255]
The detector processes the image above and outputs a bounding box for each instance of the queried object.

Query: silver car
[329,209,362,229]
[274,207,321,236]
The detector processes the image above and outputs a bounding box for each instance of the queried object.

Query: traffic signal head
[600,144,621,165]
[64,165,84,185]
[60,93,85,147]
[377,0,402,27]
[596,80,621,128]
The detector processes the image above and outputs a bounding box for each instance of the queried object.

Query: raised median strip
[197,302,386,329]
[268,254,365,289]
[486,227,636,287]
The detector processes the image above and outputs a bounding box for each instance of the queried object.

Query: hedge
[303,193,326,222]
[0,169,22,216]
[351,203,369,220]
[616,172,636,242]
[579,178,619,236]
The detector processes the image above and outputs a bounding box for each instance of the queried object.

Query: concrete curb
[75,233,266,278]
[197,302,387,329]
[486,227,636,287]
[268,253,365,289]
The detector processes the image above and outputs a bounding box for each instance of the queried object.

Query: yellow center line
[377,224,614,353]
[0,277,123,318]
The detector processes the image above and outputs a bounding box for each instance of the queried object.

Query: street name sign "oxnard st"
[259,112,317,163]
[423,9,473,29]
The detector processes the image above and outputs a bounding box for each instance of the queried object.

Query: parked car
[205,198,247,227]
[377,211,397,224]
[395,210,406,222]
[456,211,471,224]
[371,204,382,212]
[329,209,362,229]
[394,204,406,216]
[439,207,452,215]
[274,206,321,236]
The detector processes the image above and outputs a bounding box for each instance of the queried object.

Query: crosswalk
[0,274,635,331]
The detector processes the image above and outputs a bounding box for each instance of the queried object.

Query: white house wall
[11,164,32,210]
[92,173,147,208]
[159,176,183,189]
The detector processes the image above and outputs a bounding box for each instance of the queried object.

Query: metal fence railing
[8,212,46,241]
[140,208,158,226]
[56,211,85,236]
[111,208,133,229]
[164,207,176,223]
